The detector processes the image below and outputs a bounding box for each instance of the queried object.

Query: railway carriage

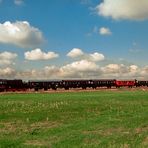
[0,79,26,91]
[90,79,116,88]
[136,80,148,87]
[61,80,90,90]
[0,79,7,92]
[115,80,135,88]
[6,79,26,91]
[28,80,61,91]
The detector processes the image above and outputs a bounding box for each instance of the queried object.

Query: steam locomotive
[0,79,148,92]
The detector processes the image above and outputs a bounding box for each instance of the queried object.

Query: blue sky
[0,0,148,79]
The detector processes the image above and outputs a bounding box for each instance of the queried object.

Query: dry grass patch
[30,121,61,129]
[0,121,62,135]
[142,136,148,146]
[83,127,128,136]
[24,139,50,147]
[135,126,148,134]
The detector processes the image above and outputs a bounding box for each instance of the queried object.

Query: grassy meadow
[0,90,148,148]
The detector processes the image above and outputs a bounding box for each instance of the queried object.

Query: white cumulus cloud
[99,27,112,35]
[59,60,100,78]
[101,64,141,78]
[96,0,148,20]
[61,60,98,72]
[67,48,84,58]
[24,48,59,60]
[67,48,105,62]
[0,21,44,48]
[102,64,121,73]
[89,52,105,61]
[0,67,16,78]
[0,51,17,65]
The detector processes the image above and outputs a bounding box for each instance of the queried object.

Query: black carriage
[28,80,61,91]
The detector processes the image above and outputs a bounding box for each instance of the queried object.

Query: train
[0,79,148,92]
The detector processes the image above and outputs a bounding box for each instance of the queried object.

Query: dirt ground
[0,86,148,95]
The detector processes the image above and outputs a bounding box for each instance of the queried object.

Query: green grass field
[0,90,148,148]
